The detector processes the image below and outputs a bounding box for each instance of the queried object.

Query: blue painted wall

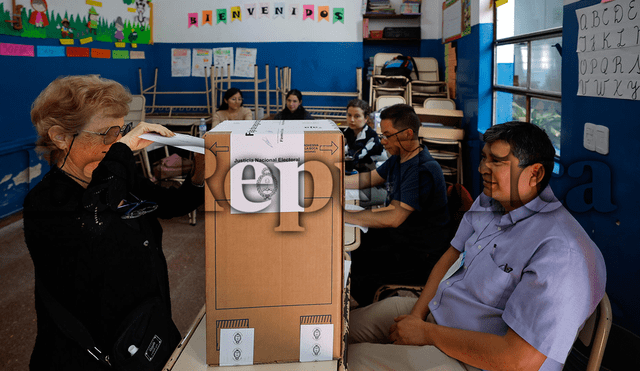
[148,42,363,110]
[0,34,156,218]
[554,0,640,335]
[0,37,363,218]
[452,23,494,199]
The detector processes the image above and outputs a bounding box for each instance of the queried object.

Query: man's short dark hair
[380,104,420,139]
[483,121,556,191]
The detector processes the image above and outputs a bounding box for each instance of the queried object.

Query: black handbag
[36,249,181,370]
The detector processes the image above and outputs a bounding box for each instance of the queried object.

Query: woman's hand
[118,122,175,151]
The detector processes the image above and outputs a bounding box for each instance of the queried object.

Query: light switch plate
[595,125,609,155]
[584,123,596,151]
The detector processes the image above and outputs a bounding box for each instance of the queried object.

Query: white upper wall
[153,0,361,43]
[153,0,493,43]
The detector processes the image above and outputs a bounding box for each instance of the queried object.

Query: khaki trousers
[347,297,482,371]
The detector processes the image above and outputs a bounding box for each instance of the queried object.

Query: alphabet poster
[0,0,153,45]
[575,0,640,100]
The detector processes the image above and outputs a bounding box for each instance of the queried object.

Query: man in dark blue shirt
[345,104,450,306]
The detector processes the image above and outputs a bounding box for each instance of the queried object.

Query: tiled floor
[0,206,206,371]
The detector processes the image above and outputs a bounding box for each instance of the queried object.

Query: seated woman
[274,89,313,120]
[24,75,205,369]
[343,99,386,172]
[212,87,253,126]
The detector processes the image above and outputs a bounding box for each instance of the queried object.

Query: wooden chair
[572,293,612,371]
[369,53,409,110]
[423,97,456,110]
[376,95,406,112]
[127,96,155,179]
[408,57,448,107]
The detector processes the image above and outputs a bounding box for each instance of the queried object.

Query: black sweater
[23,143,204,370]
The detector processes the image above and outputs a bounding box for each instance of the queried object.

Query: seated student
[343,99,386,172]
[347,121,607,371]
[274,89,313,120]
[212,88,253,126]
[344,104,450,307]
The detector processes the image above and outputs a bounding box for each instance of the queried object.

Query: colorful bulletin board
[442,0,471,43]
[1,0,153,45]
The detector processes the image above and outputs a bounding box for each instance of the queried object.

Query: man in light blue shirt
[348,121,607,371]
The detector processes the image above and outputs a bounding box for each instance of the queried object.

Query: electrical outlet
[584,123,596,151]
[595,125,609,155]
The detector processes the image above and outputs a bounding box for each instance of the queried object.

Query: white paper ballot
[344,260,351,289]
[299,324,333,362]
[219,328,254,366]
[139,133,205,154]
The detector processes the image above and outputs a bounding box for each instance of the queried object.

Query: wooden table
[413,107,463,127]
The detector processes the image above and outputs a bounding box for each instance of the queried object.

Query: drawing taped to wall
[0,0,153,44]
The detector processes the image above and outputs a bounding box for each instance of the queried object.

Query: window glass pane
[496,43,528,88]
[495,92,526,124]
[530,38,562,92]
[530,98,561,155]
[497,0,563,39]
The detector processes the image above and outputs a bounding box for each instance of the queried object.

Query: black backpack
[381,56,419,81]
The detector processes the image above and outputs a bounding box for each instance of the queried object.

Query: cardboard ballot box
[203,120,344,367]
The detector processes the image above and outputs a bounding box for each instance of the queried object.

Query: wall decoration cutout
[112,49,129,59]
[274,2,285,19]
[231,6,241,22]
[0,42,34,56]
[245,4,257,19]
[318,6,329,22]
[184,4,345,32]
[37,45,65,57]
[260,3,269,18]
[91,48,111,58]
[203,10,213,25]
[188,12,198,27]
[303,5,314,20]
[333,8,343,24]
[66,46,90,57]
[0,0,153,44]
[130,50,144,59]
[217,8,227,24]
[289,4,299,19]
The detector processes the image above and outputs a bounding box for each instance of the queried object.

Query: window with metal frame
[493,0,563,156]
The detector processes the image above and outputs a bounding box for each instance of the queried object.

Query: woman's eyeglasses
[118,193,158,219]
[82,122,133,145]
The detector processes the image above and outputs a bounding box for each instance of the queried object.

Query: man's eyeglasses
[82,122,133,145]
[118,193,158,219]
[378,128,408,141]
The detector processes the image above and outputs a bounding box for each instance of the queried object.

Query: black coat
[23,143,204,370]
